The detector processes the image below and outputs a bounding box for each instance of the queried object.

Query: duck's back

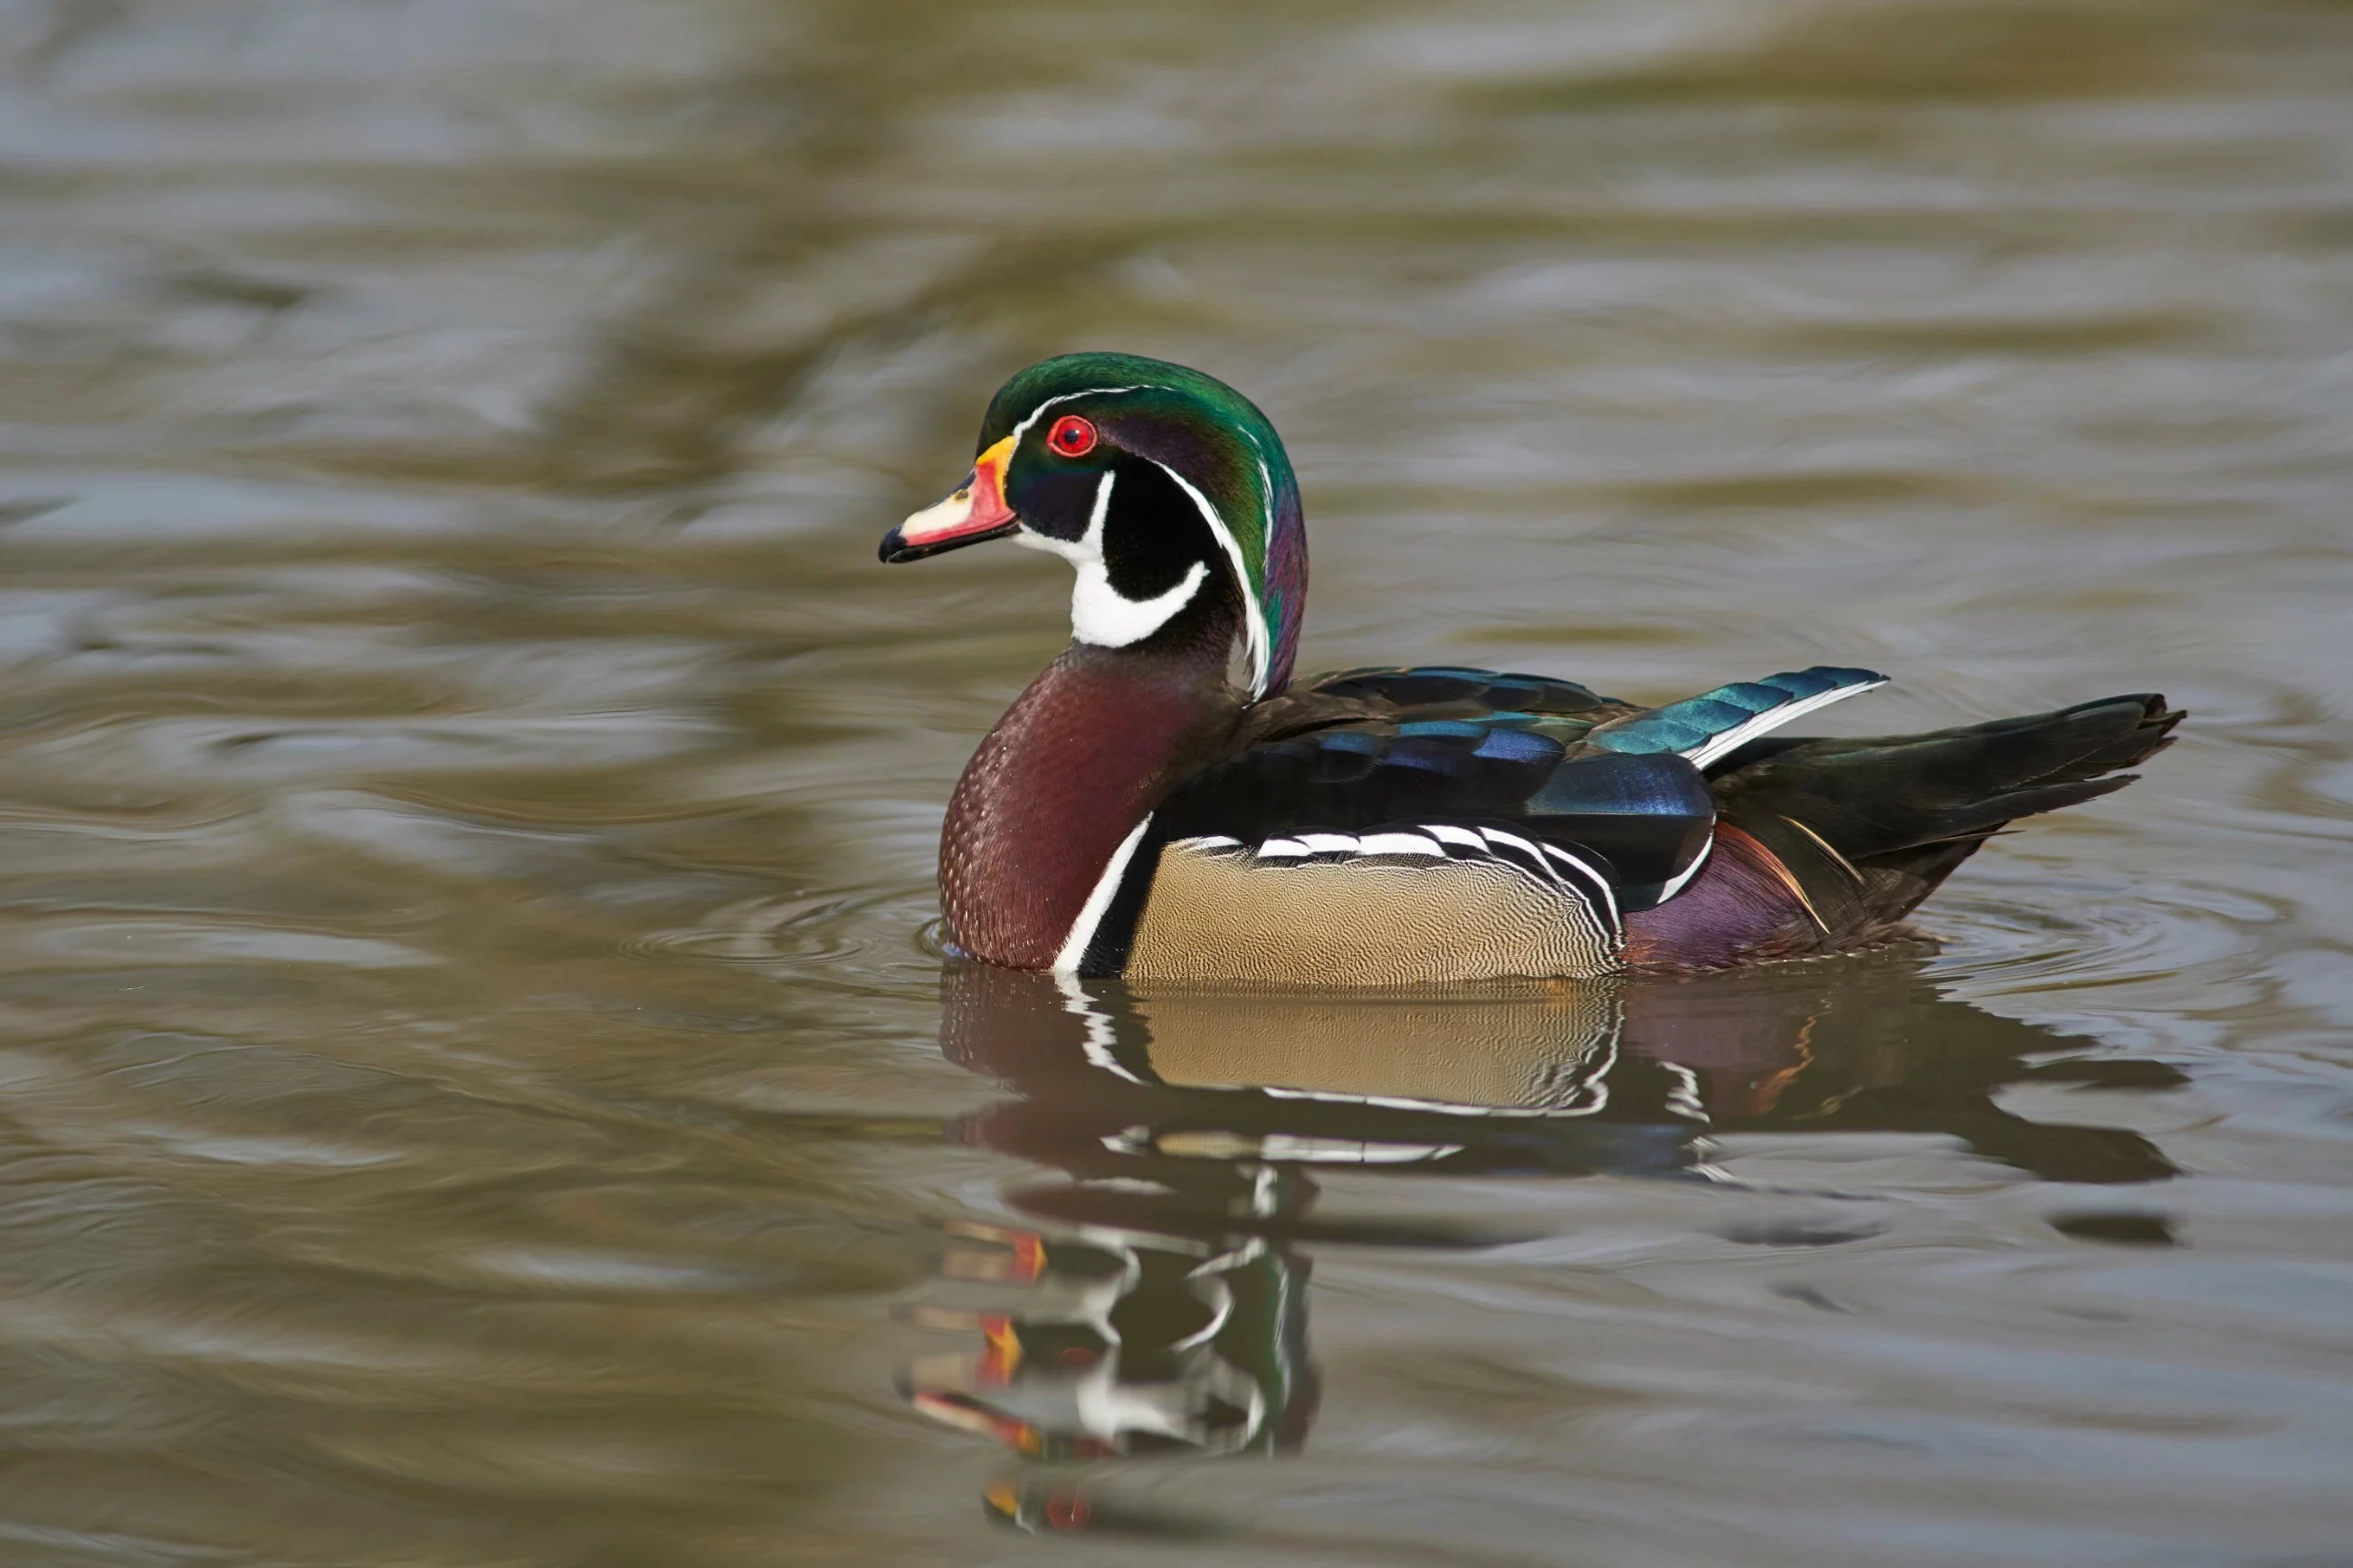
[1063,665,2177,984]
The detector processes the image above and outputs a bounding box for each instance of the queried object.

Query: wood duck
[881,353,2180,985]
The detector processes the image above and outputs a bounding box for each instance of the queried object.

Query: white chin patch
[1014,470,1211,649]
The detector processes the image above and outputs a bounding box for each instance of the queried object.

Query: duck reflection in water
[899,954,2184,1535]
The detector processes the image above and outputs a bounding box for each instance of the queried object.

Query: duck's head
[881,352,1308,699]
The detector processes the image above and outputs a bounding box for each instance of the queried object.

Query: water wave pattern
[0,0,2347,1563]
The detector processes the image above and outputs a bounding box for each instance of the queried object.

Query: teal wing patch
[1586,666,1887,770]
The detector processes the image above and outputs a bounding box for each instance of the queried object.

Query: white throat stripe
[1001,384,1274,698]
[1014,469,1212,648]
[1073,559,1208,647]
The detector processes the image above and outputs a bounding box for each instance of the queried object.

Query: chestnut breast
[940,649,1232,970]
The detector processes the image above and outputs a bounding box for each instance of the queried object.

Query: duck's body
[883,354,2178,985]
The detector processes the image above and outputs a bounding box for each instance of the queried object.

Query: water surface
[1,1,2349,1562]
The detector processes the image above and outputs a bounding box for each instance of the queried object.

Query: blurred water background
[0,0,2349,1562]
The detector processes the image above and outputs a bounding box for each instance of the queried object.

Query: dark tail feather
[1711,694,2181,936]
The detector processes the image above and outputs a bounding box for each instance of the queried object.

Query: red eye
[1046,414,1097,459]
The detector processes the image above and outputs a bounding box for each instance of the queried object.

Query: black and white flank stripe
[1181,822,1620,946]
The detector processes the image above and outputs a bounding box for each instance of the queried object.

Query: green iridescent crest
[977,352,1309,698]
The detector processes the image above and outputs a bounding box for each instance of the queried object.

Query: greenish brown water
[0,1,2349,1562]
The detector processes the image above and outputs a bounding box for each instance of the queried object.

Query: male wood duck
[881,352,2180,985]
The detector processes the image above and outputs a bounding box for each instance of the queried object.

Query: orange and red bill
[881,434,1019,562]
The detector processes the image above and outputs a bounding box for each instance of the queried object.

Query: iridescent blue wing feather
[1586,666,1887,770]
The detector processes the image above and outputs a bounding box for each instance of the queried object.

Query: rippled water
[1,1,2349,1562]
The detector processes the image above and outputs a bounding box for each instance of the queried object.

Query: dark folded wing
[1069,664,1892,981]
[1072,711,1713,978]
[1300,665,1624,719]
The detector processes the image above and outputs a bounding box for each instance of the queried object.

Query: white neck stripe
[1231,422,1281,603]
[1140,456,1271,698]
